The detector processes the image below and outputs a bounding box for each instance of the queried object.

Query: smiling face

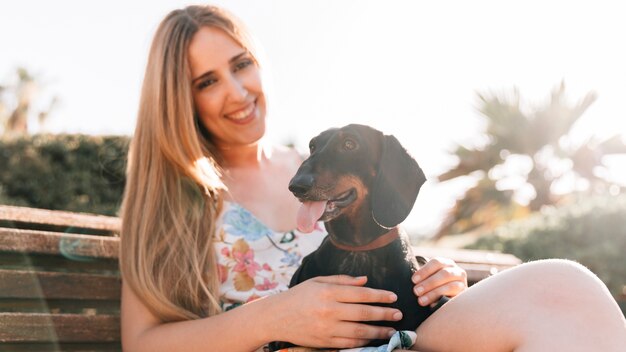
[188,26,266,149]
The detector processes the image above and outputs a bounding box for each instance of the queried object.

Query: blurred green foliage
[0,134,129,215]
[466,194,626,297]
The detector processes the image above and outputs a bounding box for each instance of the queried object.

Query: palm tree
[435,82,626,238]
[0,67,57,137]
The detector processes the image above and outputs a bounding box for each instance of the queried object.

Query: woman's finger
[311,276,398,304]
[331,321,396,342]
[313,274,369,286]
[414,266,467,296]
[338,302,403,322]
[416,281,466,306]
[333,284,399,304]
[412,257,456,284]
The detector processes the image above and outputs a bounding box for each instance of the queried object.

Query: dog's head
[289,124,426,244]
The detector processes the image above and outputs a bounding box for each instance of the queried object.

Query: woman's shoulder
[269,144,307,171]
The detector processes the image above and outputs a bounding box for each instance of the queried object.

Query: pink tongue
[296,201,327,233]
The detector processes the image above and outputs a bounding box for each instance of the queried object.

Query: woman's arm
[121,281,272,351]
[122,275,402,352]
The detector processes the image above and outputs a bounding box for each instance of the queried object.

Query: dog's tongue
[296,201,327,233]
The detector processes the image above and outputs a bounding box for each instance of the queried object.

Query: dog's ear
[371,134,426,228]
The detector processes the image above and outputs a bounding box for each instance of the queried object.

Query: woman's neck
[216,139,269,170]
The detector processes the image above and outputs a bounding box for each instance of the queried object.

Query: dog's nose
[288,174,314,196]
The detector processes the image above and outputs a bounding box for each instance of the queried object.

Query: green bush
[466,194,626,296]
[0,134,129,216]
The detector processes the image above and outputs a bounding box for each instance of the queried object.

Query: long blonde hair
[120,5,258,322]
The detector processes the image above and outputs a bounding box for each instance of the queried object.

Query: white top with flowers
[215,201,326,311]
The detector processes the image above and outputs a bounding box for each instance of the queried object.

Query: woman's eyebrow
[191,51,249,84]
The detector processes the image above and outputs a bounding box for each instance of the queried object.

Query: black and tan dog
[271,124,441,350]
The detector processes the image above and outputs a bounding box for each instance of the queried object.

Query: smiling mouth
[225,101,256,122]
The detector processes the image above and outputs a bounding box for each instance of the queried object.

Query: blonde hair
[120,5,258,322]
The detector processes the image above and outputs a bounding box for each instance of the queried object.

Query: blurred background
[1,1,625,302]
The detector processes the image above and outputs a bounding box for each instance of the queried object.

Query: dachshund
[270,124,443,350]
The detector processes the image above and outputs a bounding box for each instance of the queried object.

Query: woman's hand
[267,275,402,349]
[412,257,467,306]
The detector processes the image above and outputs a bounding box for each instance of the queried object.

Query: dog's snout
[289,174,314,196]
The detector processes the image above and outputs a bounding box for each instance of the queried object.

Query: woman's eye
[197,78,217,90]
[234,59,253,72]
[343,139,357,150]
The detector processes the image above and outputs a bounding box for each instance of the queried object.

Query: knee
[520,259,598,285]
[512,259,611,306]
[511,259,626,348]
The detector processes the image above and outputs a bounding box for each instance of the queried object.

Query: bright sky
[2,0,625,237]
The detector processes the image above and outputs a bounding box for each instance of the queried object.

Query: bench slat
[0,228,119,259]
[0,252,119,274]
[0,298,120,314]
[0,205,121,232]
[412,247,520,283]
[413,246,521,266]
[0,270,120,300]
[461,263,508,283]
[0,313,120,343]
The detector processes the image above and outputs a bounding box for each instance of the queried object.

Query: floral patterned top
[215,201,326,311]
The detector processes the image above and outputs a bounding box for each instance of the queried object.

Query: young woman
[120,5,626,351]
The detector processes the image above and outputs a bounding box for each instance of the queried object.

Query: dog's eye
[309,142,316,153]
[343,139,357,151]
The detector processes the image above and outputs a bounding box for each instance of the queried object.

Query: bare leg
[413,259,626,352]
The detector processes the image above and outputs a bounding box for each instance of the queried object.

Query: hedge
[0,134,129,216]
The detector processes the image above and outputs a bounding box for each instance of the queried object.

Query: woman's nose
[225,74,248,102]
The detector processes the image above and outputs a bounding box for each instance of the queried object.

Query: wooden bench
[0,205,121,351]
[0,205,521,351]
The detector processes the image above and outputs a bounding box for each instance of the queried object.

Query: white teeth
[226,103,255,120]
